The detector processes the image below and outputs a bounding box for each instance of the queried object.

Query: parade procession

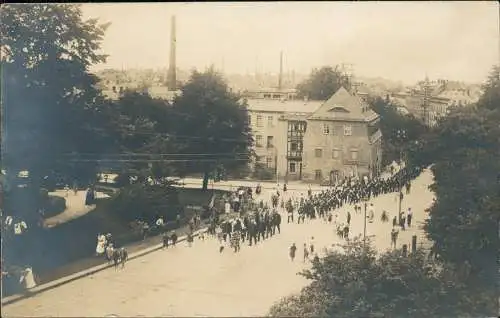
[141,163,423,261]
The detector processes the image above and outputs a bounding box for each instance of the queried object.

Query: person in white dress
[96,234,106,255]
[19,267,36,290]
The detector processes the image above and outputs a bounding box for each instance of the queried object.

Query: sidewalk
[43,190,109,228]
[37,219,208,284]
[1,225,208,306]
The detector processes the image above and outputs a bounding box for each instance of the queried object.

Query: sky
[82,1,500,84]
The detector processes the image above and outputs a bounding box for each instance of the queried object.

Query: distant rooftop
[308,87,379,122]
[245,98,323,114]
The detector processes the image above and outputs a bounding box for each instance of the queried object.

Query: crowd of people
[5,164,424,298]
[161,164,423,261]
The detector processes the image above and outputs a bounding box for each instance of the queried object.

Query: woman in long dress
[19,267,37,290]
[96,234,106,256]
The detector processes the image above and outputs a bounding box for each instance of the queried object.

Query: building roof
[147,86,181,101]
[245,98,323,114]
[307,87,379,122]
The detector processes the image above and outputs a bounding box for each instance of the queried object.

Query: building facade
[246,87,383,184]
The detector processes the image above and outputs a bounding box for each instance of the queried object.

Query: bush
[43,196,67,218]
[227,164,252,179]
[269,236,497,318]
[107,183,182,223]
[253,163,275,181]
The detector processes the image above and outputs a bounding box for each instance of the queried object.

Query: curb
[1,228,207,307]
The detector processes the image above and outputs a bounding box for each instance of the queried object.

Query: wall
[301,119,376,183]
[248,110,286,175]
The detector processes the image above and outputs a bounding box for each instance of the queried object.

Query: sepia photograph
[1,2,499,317]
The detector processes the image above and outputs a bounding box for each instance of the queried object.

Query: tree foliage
[296,66,351,100]
[269,237,496,318]
[477,65,500,111]
[104,91,178,181]
[368,96,428,166]
[406,65,500,292]
[1,4,110,184]
[170,68,253,190]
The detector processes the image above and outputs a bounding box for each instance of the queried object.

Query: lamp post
[398,189,403,224]
[363,199,368,249]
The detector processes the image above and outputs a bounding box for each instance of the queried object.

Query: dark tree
[368,96,427,166]
[269,237,496,317]
[406,65,500,294]
[106,91,178,184]
[1,4,111,187]
[296,65,351,100]
[171,68,253,190]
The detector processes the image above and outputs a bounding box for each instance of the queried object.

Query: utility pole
[363,200,368,249]
[278,51,283,90]
[398,190,403,224]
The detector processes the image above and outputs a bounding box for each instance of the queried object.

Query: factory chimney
[278,51,283,90]
[167,15,177,91]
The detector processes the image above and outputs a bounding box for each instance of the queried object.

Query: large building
[247,87,382,184]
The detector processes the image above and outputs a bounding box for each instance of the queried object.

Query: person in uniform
[289,243,297,262]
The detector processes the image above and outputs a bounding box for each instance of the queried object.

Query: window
[291,142,298,151]
[344,125,352,136]
[315,148,323,158]
[350,150,358,160]
[266,156,273,168]
[267,136,274,148]
[267,116,274,127]
[256,115,263,127]
[256,135,263,147]
[323,124,330,135]
[315,170,322,180]
[332,149,340,159]
[289,162,296,173]
[248,115,252,125]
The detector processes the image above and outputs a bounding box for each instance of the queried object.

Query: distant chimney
[167,15,177,91]
[278,51,283,90]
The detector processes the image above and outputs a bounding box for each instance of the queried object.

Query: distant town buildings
[389,78,482,126]
[246,87,382,183]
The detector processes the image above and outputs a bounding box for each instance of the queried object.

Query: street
[3,170,435,317]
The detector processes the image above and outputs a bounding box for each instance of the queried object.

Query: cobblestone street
[3,170,434,317]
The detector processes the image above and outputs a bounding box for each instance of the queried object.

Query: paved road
[3,170,434,317]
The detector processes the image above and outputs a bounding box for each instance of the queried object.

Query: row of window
[287,163,324,181]
[288,165,340,181]
[314,148,358,160]
[249,115,274,128]
[255,135,274,148]
[323,124,352,136]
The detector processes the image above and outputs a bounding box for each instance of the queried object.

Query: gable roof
[308,87,379,122]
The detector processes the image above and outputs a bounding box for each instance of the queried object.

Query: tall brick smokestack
[278,51,283,90]
[167,15,177,91]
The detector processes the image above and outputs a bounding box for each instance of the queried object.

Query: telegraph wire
[88,127,253,144]
[64,152,252,157]
[67,158,250,163]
